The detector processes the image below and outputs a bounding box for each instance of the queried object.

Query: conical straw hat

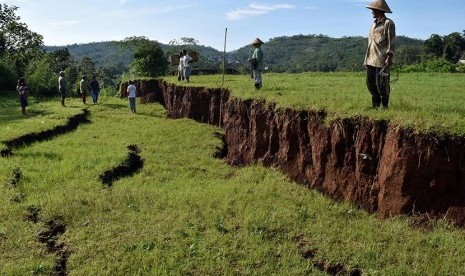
[366,0,392,13]
[251,38,264,45]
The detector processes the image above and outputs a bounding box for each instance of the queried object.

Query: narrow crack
[99,144,144,187]
[1,109,91,157]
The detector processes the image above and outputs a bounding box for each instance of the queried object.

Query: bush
[0,58,18,90]
[25,58,58,97]
[401,58,456,73]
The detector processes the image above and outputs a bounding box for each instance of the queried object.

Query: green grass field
[1,73,465,275]
[166,72,465,136]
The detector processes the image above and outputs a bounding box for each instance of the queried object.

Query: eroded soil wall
[122,80,465,225]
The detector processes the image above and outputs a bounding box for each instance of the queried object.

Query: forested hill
[44,42,223,72]
[231,34,424,72]
[45,34,424,73]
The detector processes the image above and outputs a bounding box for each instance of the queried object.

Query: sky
[1,0,464,51]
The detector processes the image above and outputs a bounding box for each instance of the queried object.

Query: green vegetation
[167,72,465,136]
[2,75,465,275]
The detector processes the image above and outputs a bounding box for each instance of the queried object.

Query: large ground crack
[99,145,144,187]
[1,109,91,157]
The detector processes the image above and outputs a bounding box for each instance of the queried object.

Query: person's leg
[377,70,391,108]
[253,70,262,90]
[129,97,136,113]
[61,93,66,107]
[366,66,381,108]
[185,67,191,83]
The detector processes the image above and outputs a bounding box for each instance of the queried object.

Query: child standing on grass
[127,80,137,113]
[16,77,29,115]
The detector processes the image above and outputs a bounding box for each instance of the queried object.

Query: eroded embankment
[1,109,91,157]
[121,80,465,226]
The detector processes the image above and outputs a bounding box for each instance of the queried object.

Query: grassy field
[166,72,465,136]
[1,73,465,275]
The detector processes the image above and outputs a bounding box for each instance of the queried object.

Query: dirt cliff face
[123,79,465,225]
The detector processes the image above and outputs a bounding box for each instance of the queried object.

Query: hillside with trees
[1,3,464,98]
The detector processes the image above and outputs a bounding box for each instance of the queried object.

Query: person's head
[366,0,392,17]
[128,80,133,85]
[18,77,26,85]
[82,75,87,80]
[182,49,188,55]
[251,38,264,48]
[179,51,184,56]
[92,74,97,80]
[59,71,65,77]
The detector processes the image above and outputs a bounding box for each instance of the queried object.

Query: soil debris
[37,217,70,276]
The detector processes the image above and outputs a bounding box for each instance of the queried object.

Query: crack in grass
[99,144,144,187]
[1,109,91,157]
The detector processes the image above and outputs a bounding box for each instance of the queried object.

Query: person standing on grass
[58,71,66,107]
[16,77,29,116]
[127,80,137,113]
[90,74,100,104]
[182,50,193,83]
[177,51,185,82]
[79,75,89,104]
[364,0,396,109]
[248,38,264,90]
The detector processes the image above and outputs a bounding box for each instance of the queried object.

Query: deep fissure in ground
[122,79,465,227]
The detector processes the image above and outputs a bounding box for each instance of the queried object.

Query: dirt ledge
[121,79,465,226]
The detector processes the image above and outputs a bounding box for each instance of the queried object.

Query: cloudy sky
[1,0,464,50]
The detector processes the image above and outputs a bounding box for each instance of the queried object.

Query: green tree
[77,56,96,79]
[423,34,444,59]
[123,37,168,77]
[443,32,465,63]
[48,48,72,73]
[0,4,44,75]
[25,57,57,97]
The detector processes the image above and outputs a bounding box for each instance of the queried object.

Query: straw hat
[366,0,392,13]
[251,38,264,45]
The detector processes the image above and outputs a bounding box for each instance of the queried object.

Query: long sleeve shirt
[252,47,264,71]
[364,16,396,68]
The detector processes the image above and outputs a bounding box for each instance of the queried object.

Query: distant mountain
[44,34,424,73]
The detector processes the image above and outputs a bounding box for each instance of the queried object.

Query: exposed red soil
[121,80,465,226]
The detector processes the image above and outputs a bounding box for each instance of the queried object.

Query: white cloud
[228,2,295,21]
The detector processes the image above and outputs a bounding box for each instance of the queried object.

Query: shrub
[401,58,456,73]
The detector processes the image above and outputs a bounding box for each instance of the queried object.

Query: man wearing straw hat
[248,38,264,90]
[364,0,395,109]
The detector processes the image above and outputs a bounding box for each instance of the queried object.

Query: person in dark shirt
[90,75,100,104]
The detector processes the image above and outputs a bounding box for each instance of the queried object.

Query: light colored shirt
[80,79,89,94]
[364,16,396,68]
[59,76,66,92]
[127,84,136,98]
[182,54,192,68]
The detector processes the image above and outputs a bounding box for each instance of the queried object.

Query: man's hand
[385,55,393,67]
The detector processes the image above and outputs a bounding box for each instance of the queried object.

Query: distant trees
[424,32,465,63]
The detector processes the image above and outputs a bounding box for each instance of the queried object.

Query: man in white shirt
[181,50,193,83]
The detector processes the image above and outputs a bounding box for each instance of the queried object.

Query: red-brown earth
[121,79,465,226]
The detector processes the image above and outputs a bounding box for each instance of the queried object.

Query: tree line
[1,4,464,97]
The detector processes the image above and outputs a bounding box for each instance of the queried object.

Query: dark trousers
[366,65,390,108]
